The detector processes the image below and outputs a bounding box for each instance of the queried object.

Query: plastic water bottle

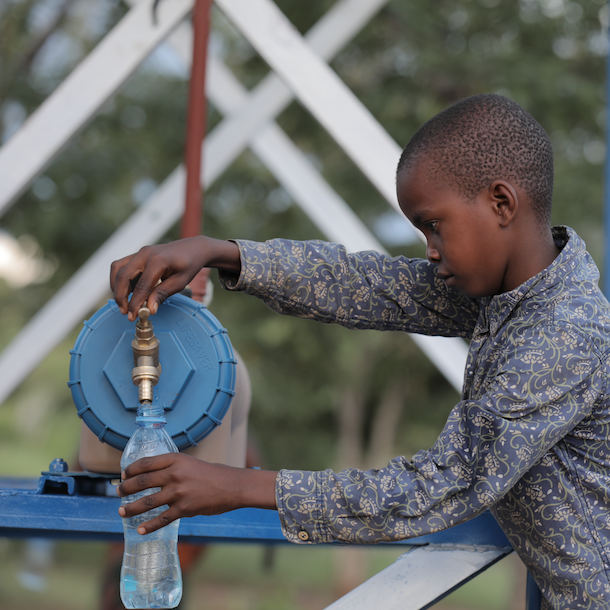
[120,405,183,609]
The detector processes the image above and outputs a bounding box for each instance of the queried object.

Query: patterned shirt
[220,226,610,610]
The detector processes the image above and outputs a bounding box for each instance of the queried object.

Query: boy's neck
[504,225,560,293]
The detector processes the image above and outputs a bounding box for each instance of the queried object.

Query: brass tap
[131,305,161,404]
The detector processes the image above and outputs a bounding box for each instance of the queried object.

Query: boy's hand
[110,237,241,321]
[117,453,277,535]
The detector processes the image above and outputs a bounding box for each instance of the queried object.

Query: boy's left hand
[117,453,278,535]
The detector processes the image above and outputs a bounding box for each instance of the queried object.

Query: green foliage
[0,0,607,481]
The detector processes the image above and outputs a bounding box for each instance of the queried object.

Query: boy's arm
[110,236,241,322]
[220,238,480,337]
[110,235,479,335]
[117,453,278,534]
[274,324,605,544]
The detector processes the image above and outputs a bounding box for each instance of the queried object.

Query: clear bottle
[120,405,183,609]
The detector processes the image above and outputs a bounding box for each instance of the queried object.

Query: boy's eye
[426,221,438,231]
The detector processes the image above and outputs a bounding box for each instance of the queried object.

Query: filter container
[68,294,236,451]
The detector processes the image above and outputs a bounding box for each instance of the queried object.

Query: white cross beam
[216,0,401,209]
[0,0,390,403]
[323,545,513,610]
[0,0,467,406]
[0,0,194,215]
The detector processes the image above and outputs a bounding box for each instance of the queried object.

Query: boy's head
[395,95,558,298]
[396,93,554,226]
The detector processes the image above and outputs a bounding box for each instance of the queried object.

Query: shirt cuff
[275,469,334,544]
[218,239,276,298]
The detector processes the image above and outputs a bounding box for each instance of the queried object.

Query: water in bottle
[120,405,183,609]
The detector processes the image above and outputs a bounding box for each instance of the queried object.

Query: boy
[111,94,610,610]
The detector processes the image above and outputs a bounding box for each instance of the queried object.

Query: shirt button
[298,531,309,541]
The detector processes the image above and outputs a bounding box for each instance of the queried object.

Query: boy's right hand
[110,236,241,321]
[117,453,278,535]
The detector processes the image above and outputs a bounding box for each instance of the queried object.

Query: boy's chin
[450,282,495,300]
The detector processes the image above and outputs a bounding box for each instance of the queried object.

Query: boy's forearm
[196,236,241,274]
[234,468,278,510]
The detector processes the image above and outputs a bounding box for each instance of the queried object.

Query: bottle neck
[136,403,166,426]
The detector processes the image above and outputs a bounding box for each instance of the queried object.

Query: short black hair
[396,94,554,225]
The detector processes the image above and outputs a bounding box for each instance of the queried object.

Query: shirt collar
[482,226,589,335]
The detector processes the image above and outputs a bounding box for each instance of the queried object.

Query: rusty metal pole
[181,0,212,240]
[181,0,213,301]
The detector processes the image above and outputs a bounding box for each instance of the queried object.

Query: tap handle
[136,305,151,328]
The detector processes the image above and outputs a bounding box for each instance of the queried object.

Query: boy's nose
[426,243,441,263]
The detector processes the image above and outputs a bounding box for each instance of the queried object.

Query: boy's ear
[488,180,518,227]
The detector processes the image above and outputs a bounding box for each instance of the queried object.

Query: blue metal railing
[0,470,538,609]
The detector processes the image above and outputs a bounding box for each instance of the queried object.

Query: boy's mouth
[439,273,457,289]
[437,270,453,283]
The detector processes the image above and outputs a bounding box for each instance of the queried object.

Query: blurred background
[0,0,608,608]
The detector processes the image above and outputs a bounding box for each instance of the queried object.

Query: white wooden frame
[0,0,466,405]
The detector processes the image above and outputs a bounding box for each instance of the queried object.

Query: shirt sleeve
[218,238,480,337]
[275,324,606,544]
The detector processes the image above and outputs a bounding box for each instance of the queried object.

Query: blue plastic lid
[68,294,236,451]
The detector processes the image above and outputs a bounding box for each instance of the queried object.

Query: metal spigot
[131,305,161,404]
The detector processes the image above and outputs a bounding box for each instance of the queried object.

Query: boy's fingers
[118,488,170,520]
[117,472,159,498]
[111,260,162,320]
[146,273,195,313]
[118,491,180,535]
[118,455,174,497]
[110,254,135,292]
[127,273,191,321]
[134,508,179,535]
[110,255,139,314]
[127,269,163,320]
[110,249,170,320]
[122,454,173,480]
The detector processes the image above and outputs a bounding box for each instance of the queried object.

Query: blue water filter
[68,294,237,452]
[68,294,237,609]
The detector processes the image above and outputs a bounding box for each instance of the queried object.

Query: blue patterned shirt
[220,227,610,609]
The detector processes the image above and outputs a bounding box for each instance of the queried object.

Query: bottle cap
[68,294,236,450]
